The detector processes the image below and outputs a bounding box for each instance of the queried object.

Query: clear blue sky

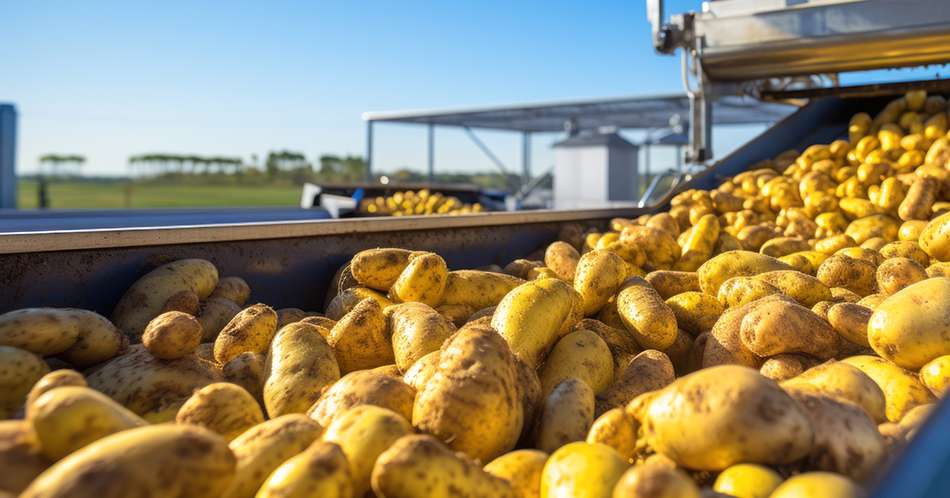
[0,1,939,177]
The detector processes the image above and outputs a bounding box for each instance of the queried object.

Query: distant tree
[39,153,85,177]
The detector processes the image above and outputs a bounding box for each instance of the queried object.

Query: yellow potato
[574,318,640,371]
[403,350,440,391]
[328,298,394,373]
[0,420,50,495]
[759,237,811,258]
[926,261,950,278]
[413,322,523,462]
[255,441,353,498]
[842,355,935,422]
[208,276,251,305]
[161,289,200,315]
[112,258,218,339]
[325,286,393,321]
[484,449,548,498]
[441,270,524,310]
[704,295,793,368]
[740,298,838,359]
[226,414,322,498]
[621,226,682,269]
[920,354,950,396]
[697,251,791,296]
[857,293,887,309]
[836,246,885,266]
[899,176,940,221]
[515,357,544,440]
[534,378,595,453]
[372,435,515,498]
[782,361,886,423]
[0,308,79,356]
[176,382,264,441]
[644,271,700,299]
[545,241,581,281]
[492,278,575,368]
[350,248,413,291]
[814,234,857,255]
[920,211,950,261]
[389,252,448,306]
[664,291,722,335]
[876,257,928,295]
[845,214,900,244]
[879,240,930,266]
[574,250,627,315]
[322,405,412,496]
[611,462,700,498]
[0,346,48,419]
[504,259,544,279]
[264,322,340,417]
[387,302,456,372]
[754,270,831,307]
[21,425,234,498]
[640,365,813,470]
[539,442,628,498]
[24,369,86,416]
[28,386,146,461]
[196,297,241,341]
[586,408,638,462]
[675,213,720,271]
[596,349,674,415]
[616,277,677,350]
[223,351,265,404]
[142,311,202,360]
[213,303,278,364]
[275,308,316,329]
[713,464,782,498]
[827,302,873,347]
[816,254,878,297]
[716,276,781,308]
[868,277,950,369]
[831,286,863,303]
[768,472,862,498]
[759,354,818,382]
[307,369,415,427]
[540,330,613,395]
[58,309,124,367]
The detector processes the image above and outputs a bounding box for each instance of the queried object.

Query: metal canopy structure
[361,94,794,185]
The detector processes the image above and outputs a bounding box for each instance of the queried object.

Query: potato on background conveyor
[225,414,322,498]
[675,213,720,271]
[0,346,48,419]
[350,248,413,291]
[213,303,278,364]
[21,425,235,498]
[388,251,448,307]
[616,277,677,351]
[328,298,393,373]
[142,311,202,360]
[386,302,455,372]
[484,449,548,498]
[492,278,575,368]
[322,405,411,497]
[540,329,613,395]
[255,441,353,498]
[533,378,594,454]
[842,355,935,422]
[263,322,339,417]
[413,321,523,462]
[539,441,628,498]
[308,369,415,427]
[175,382,264,441]
[868,277,950,369]
[111,258,219,339]
[208,276,251,305]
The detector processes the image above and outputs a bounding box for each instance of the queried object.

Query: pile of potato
[359,188,484,216]
[4,90,950,498]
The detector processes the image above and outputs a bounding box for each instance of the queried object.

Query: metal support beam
[427,123,435,184]
[463,126,510,176]
[521,132,531,187]
[365,121,374,182]
[0,104,16,209]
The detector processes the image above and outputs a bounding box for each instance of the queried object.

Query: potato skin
[389,252,449,307]
[739,299,838,359]
[213,303,278,364]
[596,349,674,415]
[208,276,251,305]
[533,378,595,453]
[0,420,50,495]
[25,369,86,415]
[226,414,322,498]
[142,311,202,360]
[586,408,638,462]
[640,365,813,470]
[350,248,413,290]
[492,278,576,368]
[920,211,950,261]
[868,277,950,369]
[782,362,886,423]
[0,308,79,356]
[223,352,265,404]
[712,463,782,498]
[112,258,218,339]
[697,251,791,296]
[325,286,394,321]
[665,291,722,335]
[545,241,581,281]
[484,449,548,498]
[197,297,241,341]
[769,472,862,498]
[611,461,701,498]
[322,405,412,496]
[387,302,456,372]
[827,303,873,347]
[175,382,264,441]
[540,330,613,395]
[920,355,950,396]
[539,442,628,498]
[255,441,353,498]
[29,386,146,461]
[307,369,415,428]
[328,298,394,373]
[372,434,516,498]
[875,257,927,295]
[616,277,677,350]
[21,425,235,498]
[842,355,935,422]
[0,346,48,419]
[403,350,440,391]
[574,250,627,316]
[716,276,781,308]
[817,254,878,297]
[442,270,524,310]
[58,309,124,367]
[413,322,523,462]
[759,354,819,382]
[263,322,340,417]
[645,271,700,299]
[754,270,831,307]
[704,295,792,368]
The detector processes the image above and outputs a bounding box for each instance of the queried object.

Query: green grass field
[17,179,302,209]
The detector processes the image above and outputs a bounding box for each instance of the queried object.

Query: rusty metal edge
[0,207,648,254]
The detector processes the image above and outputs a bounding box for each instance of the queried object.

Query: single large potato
[322,405,412,497]
[21,425,235,498]
[389,252,449,306]
[441,270,524,310]
[413,321,523,462]
[175,382,264,441]
[841,355,935,422]
[739,299,838,359]
[350,248,413,291]
[387,302,456,372]
[112,258,219,339]
[213,303,278,364]
[545,241,581,281]
[664,291,723,335]
[328,298,394,373]
[574,250,627,316]
[540,330,613,395]
[142,311,202,360]
[616,277,677,350]
[255,441,353,498]
[539,441,628,498]
[533,378,595,453]
[307,369,415,427]
[868,277,950,369]
[372,435,515,498]
[492,278,575,368]
[639,365,813,470]
[696,251,790,296]
[58,309,124,367]
[264,322,340,417]
[0,308,79,356]
[0,346,48,419]
[225,414,322,498]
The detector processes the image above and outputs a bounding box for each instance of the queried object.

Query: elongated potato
[389,252,448,306]
[842,355,935,422]
[782,361,886,423]
[574,250,627,316]
[413,322,523,462]
[197,297,241,341]
[387,302,455,372]
[586,408,638,462]
[754,270,831,307]
[322,405,412,496]
[256,441,353,498]
[325,286,394,321]
[350,248,413,291]
[28,386,146,461]
[142,311,202,360]
[328,298,393,373]
[616,277,677,350]
[58,309,124,367]
[697,251,791,296]
[112,258,219,339]
[492,278,575,368]
[899,176,940,221]
[176,382,264,441]
[920,355,950,396]
[540,330,613,395]
[0,420,49,495]
[226,414,322,498]
[644,271,700,299]
[545,241,581,281]
[920,211,950,261]
[676,213,721,271]
[640,365,813,470]
[533,378,595,453]
[485,449,548,498]
[596,349,674,415]
[739,299,838,359]
[264,322,340,417]
[704,295,793,368]
[307,369,415,427]
[716,276,781,308]
[868,277,950,369]
[827,303,873,347]
[612,461,701,498]
[0,346,48,419]
[539,442,628,498]
[0,308,79,356]
[372,435,516,498]
[213,303,278,364]
[21,425,234,498]
[665,291,723,335]
[441,270,524,310]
